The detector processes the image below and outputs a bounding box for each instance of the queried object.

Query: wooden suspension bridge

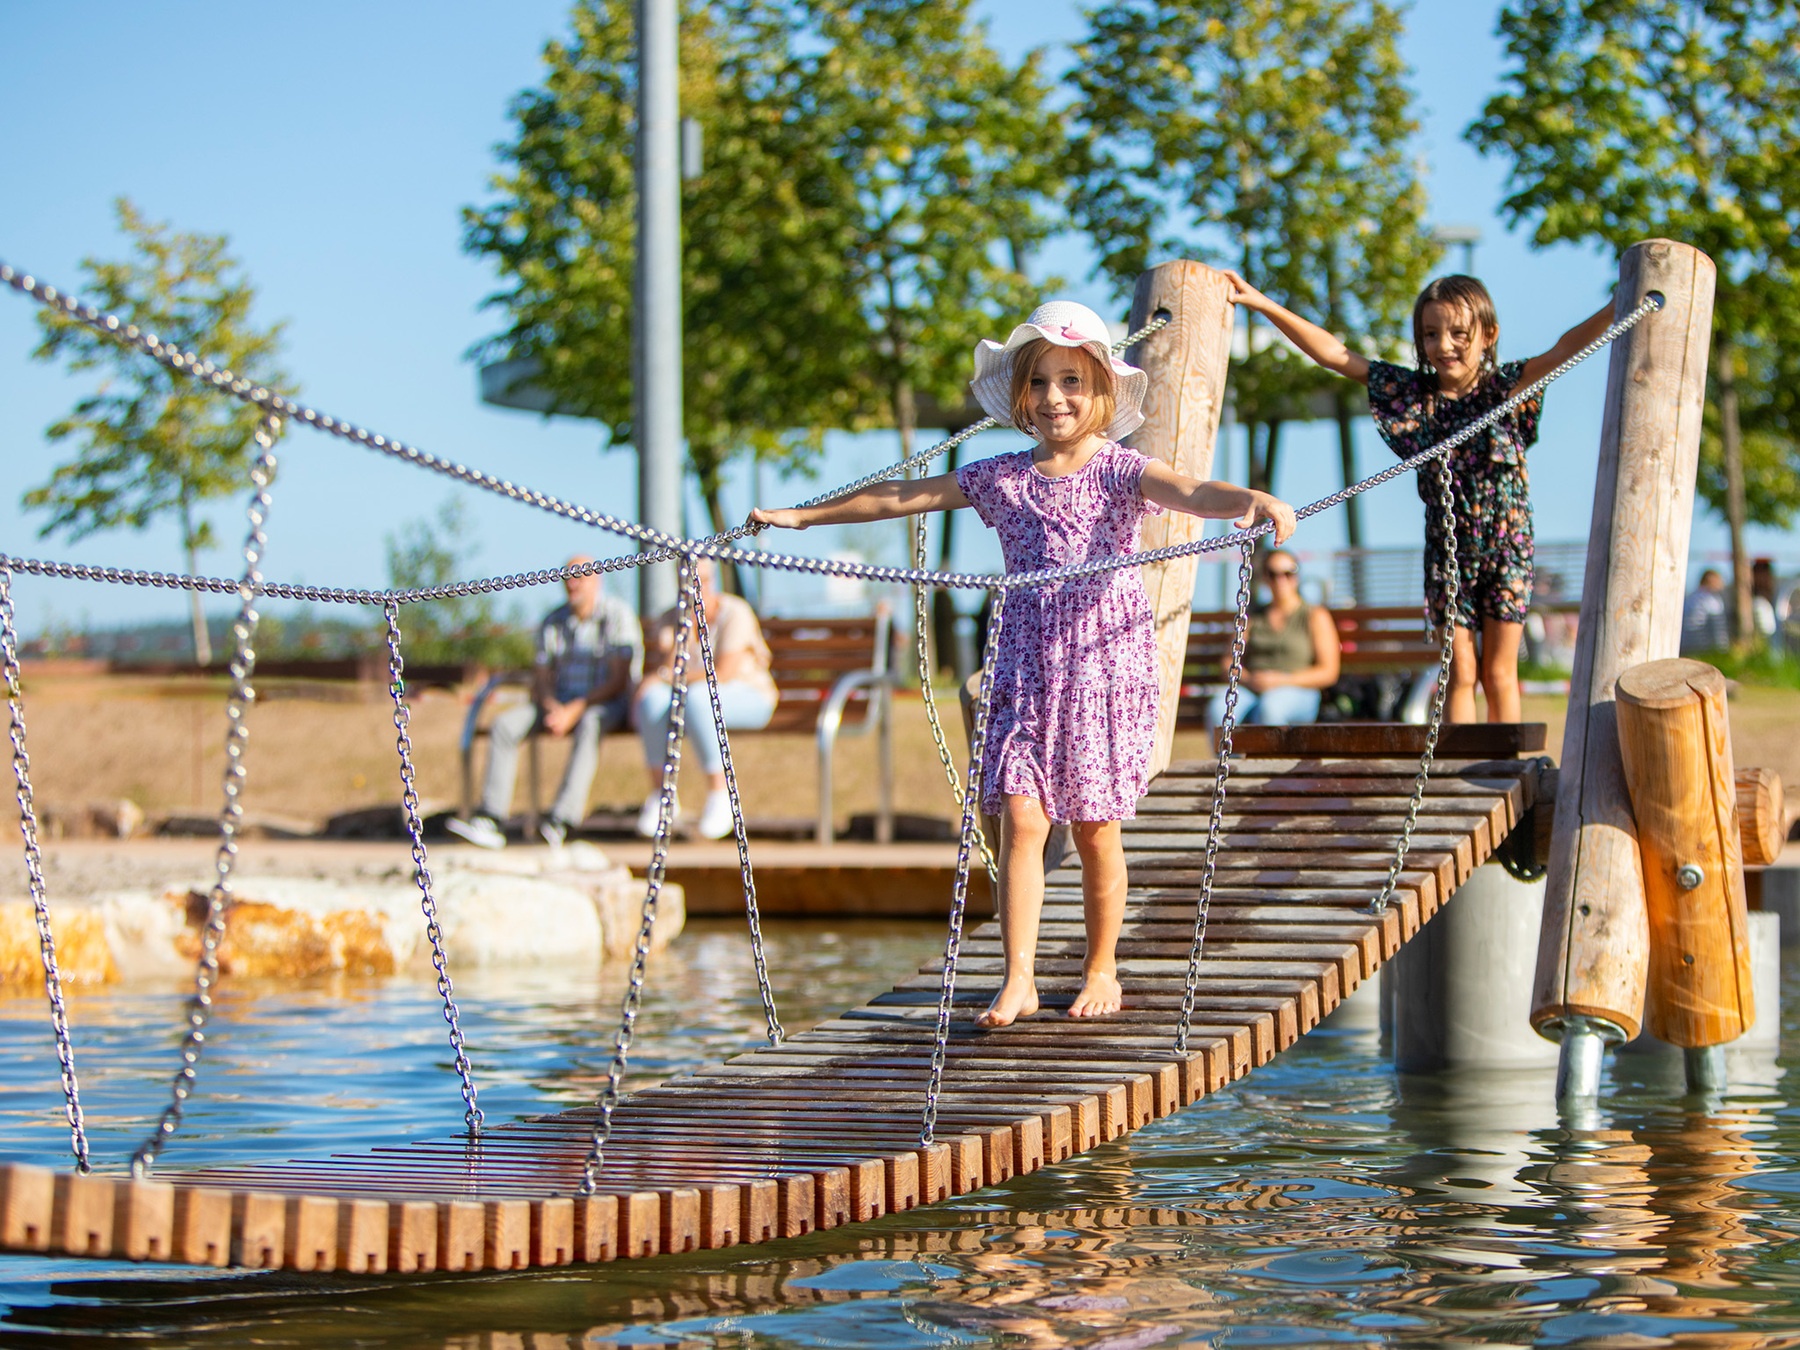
[0,725,1545,1273]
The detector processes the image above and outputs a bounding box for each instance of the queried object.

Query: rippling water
[2,918,1799,1348]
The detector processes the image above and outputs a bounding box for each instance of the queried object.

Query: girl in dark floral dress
[1225,273,1613,723]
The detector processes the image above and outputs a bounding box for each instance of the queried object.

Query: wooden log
[1736,767,1786,868]
[1616,659,1755,1046]
[1533,239,1717,1043]
[1126,260,1234,780]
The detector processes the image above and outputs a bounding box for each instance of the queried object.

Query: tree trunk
[1249,420,1284,497]
[1334,389,1366,604]
[1713,332,1753,647]
[930,433,966,675]
[694,445,743,597]
[180,497,211,667]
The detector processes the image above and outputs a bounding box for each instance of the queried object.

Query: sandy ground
[7,670,1796,846]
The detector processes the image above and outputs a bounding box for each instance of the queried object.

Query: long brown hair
[1007,338,1117,439]
[1412,275,1500,378]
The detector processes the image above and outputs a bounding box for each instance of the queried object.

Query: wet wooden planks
[0,750,1540,1273]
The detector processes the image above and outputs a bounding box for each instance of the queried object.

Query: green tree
[1069,0,1438,576]
[785,0,1063,459]
[26,198,294,664]
[464,0,873,594]
[1468,0,1800,645]
[386,498,533,669]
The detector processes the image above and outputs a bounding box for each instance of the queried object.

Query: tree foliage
[1069,0,1437,533]
[386,498,533,669]
[1467,0,1800,636]
[26,198,294,664]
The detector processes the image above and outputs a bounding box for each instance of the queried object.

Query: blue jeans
[1206,684,1321,727]
[636,679,776,775]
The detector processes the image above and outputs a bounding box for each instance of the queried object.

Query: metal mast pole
[635,0,683,618]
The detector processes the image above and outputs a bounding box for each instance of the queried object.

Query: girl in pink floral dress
[753,301,1294,1028]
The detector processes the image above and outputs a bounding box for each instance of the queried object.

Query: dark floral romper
[1366,359,1542,630]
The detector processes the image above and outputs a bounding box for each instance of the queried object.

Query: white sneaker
[446,814,505,850]
[635,793,666,839]
[698,790,735,840]
[539,818,568,849]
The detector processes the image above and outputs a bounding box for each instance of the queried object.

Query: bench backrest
[762,614,894,732]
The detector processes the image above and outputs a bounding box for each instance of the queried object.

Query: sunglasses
[1265,568,1299,580]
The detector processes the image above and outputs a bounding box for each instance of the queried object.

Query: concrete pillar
[1388,861,1560,1073]
[1761,866,1800,946]
[635,0,684,618]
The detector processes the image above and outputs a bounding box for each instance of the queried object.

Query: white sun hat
[969,300,1149,441]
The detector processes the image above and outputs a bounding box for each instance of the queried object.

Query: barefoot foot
[1068,969,1123,1018]
[975,977,1039,1029]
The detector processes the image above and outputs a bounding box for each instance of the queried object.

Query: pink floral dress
[956,443,1162,822]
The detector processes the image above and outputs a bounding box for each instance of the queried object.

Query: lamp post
[635,0,683,618]
[1431,224,1482,276]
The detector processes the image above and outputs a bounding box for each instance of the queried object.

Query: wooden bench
[1177,605,1442,725]
[460,609,899,844]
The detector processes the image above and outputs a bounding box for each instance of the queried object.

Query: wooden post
[1616,659,1755,1046]
[1736,767,1786,868]
[1532,239,1717,1052]
[1126,261,1235,781]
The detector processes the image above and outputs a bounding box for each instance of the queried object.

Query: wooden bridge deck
[0,733,1545,1273]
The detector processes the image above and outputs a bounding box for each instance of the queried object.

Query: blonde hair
[1007,338,1117,440]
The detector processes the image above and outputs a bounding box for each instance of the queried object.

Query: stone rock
[0,900,118,985]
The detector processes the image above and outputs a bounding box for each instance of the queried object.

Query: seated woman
[1205,549,1341,726]
[635,557,777,839]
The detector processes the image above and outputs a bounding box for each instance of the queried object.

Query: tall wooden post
[1531,240,1717,1086]
[1126,262,1235,781]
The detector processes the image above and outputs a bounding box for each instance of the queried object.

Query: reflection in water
[1,926,1799,1346]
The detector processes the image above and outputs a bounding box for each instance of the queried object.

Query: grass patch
[1690,647,1800,690]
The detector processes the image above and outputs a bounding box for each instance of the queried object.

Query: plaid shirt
[536,595,643,704]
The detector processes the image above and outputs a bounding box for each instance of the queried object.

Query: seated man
[448,559,642,849]
[1205,549,1341,726]
[1680,568,1730,654]
[635,557,776,839]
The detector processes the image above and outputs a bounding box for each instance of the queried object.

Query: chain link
[580,554,696,1193]
[383,601,483,1131]
[0,568,90,1172]
[1371,454,1462,914]
[132,413,281,1177]
[911,515,999,887]
[688,573,783,1046]
[922,587,1006,1147]
[1176,542,1255,1053]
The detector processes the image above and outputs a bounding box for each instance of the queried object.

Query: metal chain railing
[580,554,697,1193]
[0,567,90,1172]
[131,413,280,1176]
[383,601,484,1131]
[922,587,1006,1147]
[911,515,999,886]
[1371,454,1463,915]
[1175,541,1255,1054]
[689,573,783,1046]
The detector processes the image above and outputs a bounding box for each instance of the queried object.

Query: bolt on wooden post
[1530,239,1717,1075]
[1126,261,1235,781]
[1615,658,1755,1047]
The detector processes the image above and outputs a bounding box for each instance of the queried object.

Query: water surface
[2,919,1799,1348]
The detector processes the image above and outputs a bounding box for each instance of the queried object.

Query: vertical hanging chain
[912,515,1000,886]
[1372,455,1463,914]
[922,586,1007,1147]
[383,601,483,1132]
[1176,542,1255,1054]
[581,554,696,1194]
[133,413,281,1177]
[0,568,90,1173]
[688,572,783,1046]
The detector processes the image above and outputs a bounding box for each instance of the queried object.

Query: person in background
[1205,549,1341,727]
[635,556,777,840]
[448,560,642,850]
[1681,568,1730,654]
[1752,558,1778,644]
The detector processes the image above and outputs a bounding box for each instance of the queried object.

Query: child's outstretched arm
[1515,299,1616,390]
[749,473,968,531]
[1223,272,1372,385]
[1139,462,1297,544]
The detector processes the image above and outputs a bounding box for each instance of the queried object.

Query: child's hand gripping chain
[752,301,1297,1028]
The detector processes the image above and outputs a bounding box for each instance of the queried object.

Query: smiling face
[1009,340,1115,448]
[1417,300,1498,392]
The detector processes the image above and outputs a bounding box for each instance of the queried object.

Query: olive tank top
[1244,601,1317,674]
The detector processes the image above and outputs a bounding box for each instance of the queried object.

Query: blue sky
[1,1,1790,634]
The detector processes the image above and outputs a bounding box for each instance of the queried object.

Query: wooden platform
[0,745,1546,1272]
